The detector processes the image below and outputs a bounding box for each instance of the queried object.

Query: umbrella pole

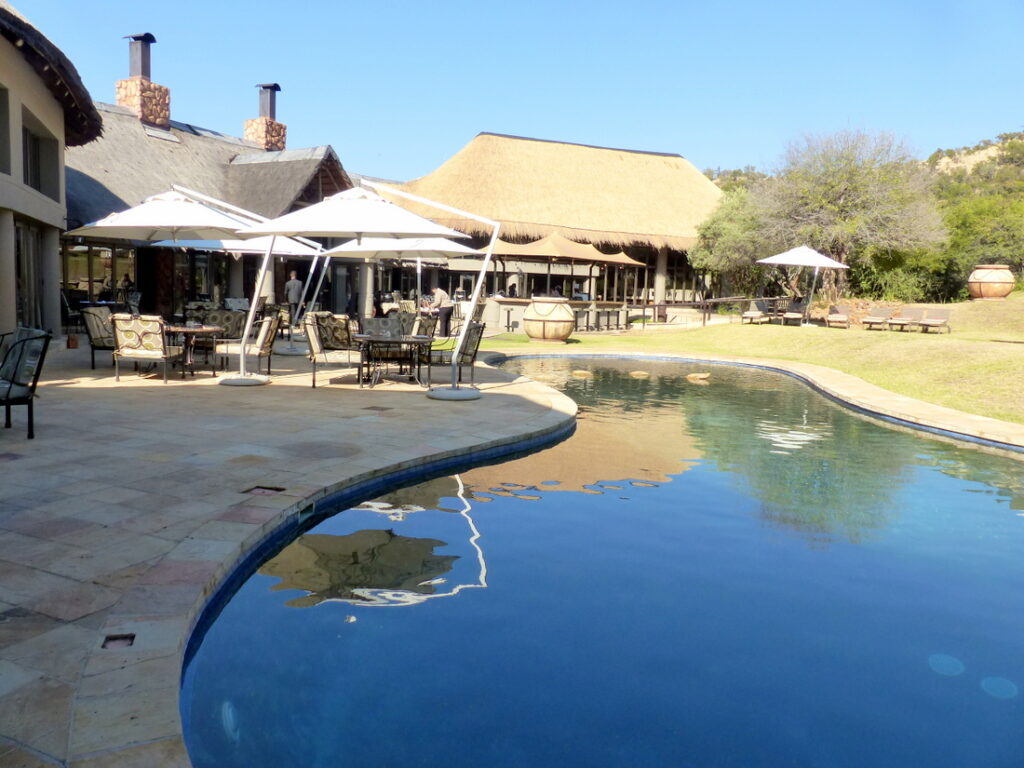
[294,253,322,327]
[220,236,275,386]
[309,256,332,315]
[416,257,422,304]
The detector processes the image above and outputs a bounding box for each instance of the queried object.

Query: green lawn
[482,292,1024,425]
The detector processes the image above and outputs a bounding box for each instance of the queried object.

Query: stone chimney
[244,84,287,151]
[115,33,170,127]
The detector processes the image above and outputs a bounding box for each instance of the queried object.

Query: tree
[750,132,946,292]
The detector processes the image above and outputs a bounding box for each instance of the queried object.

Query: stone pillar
[259,263,275,304]
[228,257,244,298]
[653,246,669,305]
[359,262,374,318]
[40,227,61,334]
[0,210,15,333]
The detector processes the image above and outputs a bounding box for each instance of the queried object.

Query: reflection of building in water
[261,476,487,607]
[461,408,701,495]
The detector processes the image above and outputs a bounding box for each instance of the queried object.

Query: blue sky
[25,0,1024,180]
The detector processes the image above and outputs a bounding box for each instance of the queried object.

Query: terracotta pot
[523,297,575,343]
[967,264,1015,300]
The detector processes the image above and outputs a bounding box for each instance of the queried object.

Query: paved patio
[2,334,1023,767]
[0,340,576,767]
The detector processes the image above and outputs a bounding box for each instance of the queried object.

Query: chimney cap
[124,33,157,43]
[256,83,281,92]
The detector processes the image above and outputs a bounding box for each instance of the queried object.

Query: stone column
[653,246,669,305]
[0,210,15,333]
[259,263,275,304]
[359,262,374,318]
[40,227,61,334]
[228,257,243,298]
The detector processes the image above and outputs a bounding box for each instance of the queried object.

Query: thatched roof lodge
[399,132,722,252]
[390,133,722,304]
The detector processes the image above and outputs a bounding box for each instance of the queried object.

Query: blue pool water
[182,358,1024,767]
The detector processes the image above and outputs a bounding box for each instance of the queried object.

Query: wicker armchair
[111,314,183,383]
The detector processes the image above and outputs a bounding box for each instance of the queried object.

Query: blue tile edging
[483,352,1024,456]
[181,416,576,672]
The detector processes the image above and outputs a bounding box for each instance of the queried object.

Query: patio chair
[411,314,437,338]
[81,305,116,369]
[61,291,83,333]
[861,307,893,331]
[0,329,51,439]
[362,315,403,336]
[422,322,486,387]
[215,313,281,376]
[781,299,807,326]
[918,307,952,333]
[742,300,771,325]
[304,314,355,388]
[888,306,924,332]
[193,309,247,360]
[309,312,360,354]
[111,313,183,383]
[826,304,852,329]
[397,311,417,335]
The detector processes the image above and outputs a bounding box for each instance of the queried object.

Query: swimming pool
[182,357,1024,767]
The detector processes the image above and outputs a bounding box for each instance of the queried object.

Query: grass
[482,292,1024,425]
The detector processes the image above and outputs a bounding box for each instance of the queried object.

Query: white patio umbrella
[151,237,320,257]
[317,237,483,304]
[66,191,253,241]
[228,187,467,386]
[757,245,849,325]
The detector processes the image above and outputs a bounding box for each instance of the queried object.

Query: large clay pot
[523,297,575,343]
[967,264,1016,300]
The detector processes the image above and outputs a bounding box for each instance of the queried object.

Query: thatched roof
[65,104,352,227]
[395,133,722,251]
[0,2,101,145]
[491,232,644,266]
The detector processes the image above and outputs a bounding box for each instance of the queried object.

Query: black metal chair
[0,329,51,439]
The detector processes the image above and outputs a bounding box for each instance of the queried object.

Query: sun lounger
[918,307,951,333]
[781,300,807,326]
[888,307,924,332]
[861,307,893,330]
[741,300,771,324]
[826,304,851,329]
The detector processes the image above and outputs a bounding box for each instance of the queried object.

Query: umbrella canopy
[151,237,320,257]
[239,187,466,239]
[757,245,849,270]
[65,191,252,241]
[320,236,482,260]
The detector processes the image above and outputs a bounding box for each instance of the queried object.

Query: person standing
[284,270,303,327]
[431,285,454,336]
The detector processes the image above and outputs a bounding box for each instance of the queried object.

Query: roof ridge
[476,132,684,160]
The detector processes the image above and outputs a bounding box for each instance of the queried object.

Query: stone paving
[2,335,1022,767]
[0,341,575,767]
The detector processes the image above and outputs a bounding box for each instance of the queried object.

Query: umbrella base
[219,373,271,387]
[427,386,481,401]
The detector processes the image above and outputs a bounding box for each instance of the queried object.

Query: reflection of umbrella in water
[261,475,487,607]
[260,529,457,608]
